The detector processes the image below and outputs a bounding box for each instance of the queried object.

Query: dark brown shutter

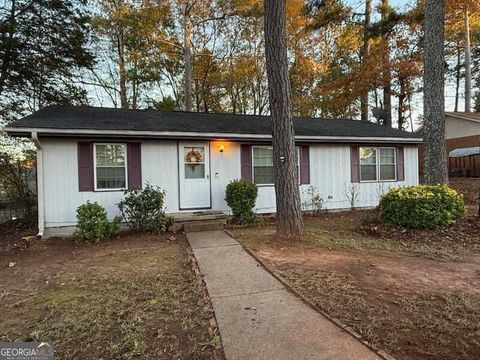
[299,145,310,184]
[396,146,405,181]
[78,142,94,191]
[240,144,252,181]
[127,143,142,190]
[350,145,360,183]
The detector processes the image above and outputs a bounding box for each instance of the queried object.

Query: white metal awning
[449,146,480,158]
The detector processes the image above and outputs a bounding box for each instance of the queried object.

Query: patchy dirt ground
[233,212,480,360]
[0,232,224,360]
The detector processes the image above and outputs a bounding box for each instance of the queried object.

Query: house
[417,112,480,178]
[5,106,421,237]
[445,112,480,177]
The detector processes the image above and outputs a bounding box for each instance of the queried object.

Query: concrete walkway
[187,230,383,360]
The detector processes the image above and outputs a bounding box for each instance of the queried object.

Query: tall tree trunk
[0,0,16,97]
[423,0,447,184]
[184,2,193,112]
[398,76,406,130]
[381,0,392,127]
[264,0,304,241]
[464,7,471,112]
[194,78,200,112]
[117,30,128,109]
[132,59,138,109]
[360,0,371,122]
[454,44,461,112]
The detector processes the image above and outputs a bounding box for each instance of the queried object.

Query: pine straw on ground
[449,178,480,205]
[232,211,480,360]
[278,267,480,360]
[360,213,480,260]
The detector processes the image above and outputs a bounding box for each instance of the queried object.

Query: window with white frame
[379,147,396,181]
[95,143,127,190]
[252,146,300,185]
[359,147,396,182]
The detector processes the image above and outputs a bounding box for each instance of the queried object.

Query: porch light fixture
[219,145,225,153]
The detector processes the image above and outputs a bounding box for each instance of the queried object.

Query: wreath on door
[186,148,203,163]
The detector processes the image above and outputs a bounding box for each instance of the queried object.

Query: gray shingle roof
[6,105,421,141]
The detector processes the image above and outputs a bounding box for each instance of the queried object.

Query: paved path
[187,230,383,360]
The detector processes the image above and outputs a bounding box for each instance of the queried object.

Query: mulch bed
[361,214,480,251]
[449,178,480,205]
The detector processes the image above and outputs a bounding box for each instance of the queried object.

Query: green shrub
[118,183,173,233]
[379,184,466,229]
[225,179,259,224]
[76,201,120,243]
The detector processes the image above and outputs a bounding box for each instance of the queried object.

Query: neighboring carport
[449,146,480,177]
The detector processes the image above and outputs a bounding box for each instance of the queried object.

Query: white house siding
[41,139,418,228]
[141,140,179,212]
[210,141,241,211]
[42,139,179,227]
[254,144,419,213]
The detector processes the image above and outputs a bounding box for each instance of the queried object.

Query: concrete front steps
[170,211,228,232]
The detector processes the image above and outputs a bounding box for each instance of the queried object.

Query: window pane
[95,144,127,189]
[184,147,204,164]
[380,148,395,164]
[380,164,396,180]
[96,144,125,166]
[253,147,273,166]
[360,164,377,181]
[253,166,274,184]
[253,147,274,184]
[185,164,205,179]
[96,167,126,189]
[360,147,377,165]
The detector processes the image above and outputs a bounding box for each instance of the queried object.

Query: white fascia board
[4,127,423,143]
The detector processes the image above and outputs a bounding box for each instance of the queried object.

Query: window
[253,146,274,185]
[252,146,300,185]
[94,143,127,190]
[359,147,396,182]
[379,147,396,181]
[360,147,377,181]
[184,146,205,179]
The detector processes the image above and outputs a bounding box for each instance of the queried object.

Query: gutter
[4,127,423,144]
[32,132,45,238]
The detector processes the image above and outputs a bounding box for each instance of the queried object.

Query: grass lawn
[0,228,224,360]
[232,211,480,360]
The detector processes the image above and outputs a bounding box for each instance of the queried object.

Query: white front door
[179,142,211,209]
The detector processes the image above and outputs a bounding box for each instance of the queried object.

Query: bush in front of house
[379,184,466,229]
[118,183,173,233]
[225,179,259,224]
[76,201,121,243]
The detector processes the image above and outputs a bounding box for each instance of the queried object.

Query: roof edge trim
[4,127,423,143]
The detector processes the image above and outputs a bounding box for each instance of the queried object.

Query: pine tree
[423,0,448,184]
[264,0,304,241]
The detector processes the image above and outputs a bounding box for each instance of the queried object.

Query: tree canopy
[0,0,478,130]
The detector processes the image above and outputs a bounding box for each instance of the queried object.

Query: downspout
[32,132,44,238]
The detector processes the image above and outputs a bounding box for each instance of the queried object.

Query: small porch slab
[169,210,229,232]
